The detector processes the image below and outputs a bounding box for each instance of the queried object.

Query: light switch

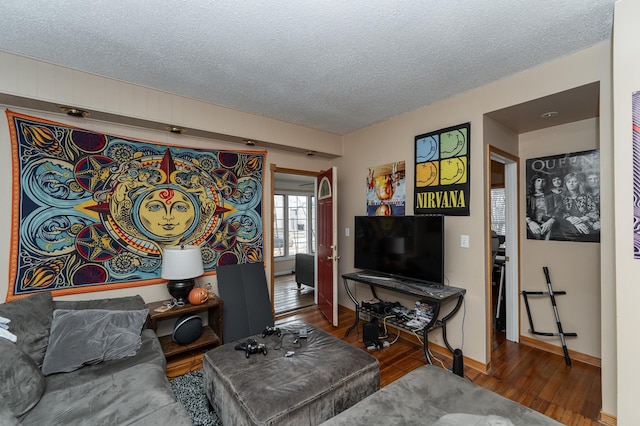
[460,234,470,248]
[344,227,350,237]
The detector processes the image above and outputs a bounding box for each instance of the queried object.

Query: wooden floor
[277,307,602,426]
[273,273,315,315]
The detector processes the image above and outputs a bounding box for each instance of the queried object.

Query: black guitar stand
[521,266,577,366]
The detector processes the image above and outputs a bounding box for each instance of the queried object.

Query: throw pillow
[0,292,53,367]
[0,339,46,418]
[41,308,148,376]
[54,294,146,312]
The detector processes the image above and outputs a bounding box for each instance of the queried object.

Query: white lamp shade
[161,245,204,280]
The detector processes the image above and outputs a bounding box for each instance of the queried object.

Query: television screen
[354,215,444,285]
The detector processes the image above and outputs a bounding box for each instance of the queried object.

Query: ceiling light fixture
[244,140,256,146]
[540,111,559,119]
[59,106,89,118]
[166,126,186,134]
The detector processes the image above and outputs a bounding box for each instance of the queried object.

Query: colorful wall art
[366,161,406,216]
[5,110,265,300]
[414,123,470,215]
[633,91,640,257]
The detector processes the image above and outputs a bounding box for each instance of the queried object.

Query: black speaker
[363,321,381,348]
[172,314,203,345]
[452,348,464,377]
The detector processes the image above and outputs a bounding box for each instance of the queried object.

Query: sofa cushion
[0,394,20,426]
[41,308,148,376]
[0,292,53,367]
[21,360,190,426]
[0,339,45,417]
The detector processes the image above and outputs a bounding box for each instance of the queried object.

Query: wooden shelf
[165,352,206,379]
[146,295,223,367]
[158,327,219,358]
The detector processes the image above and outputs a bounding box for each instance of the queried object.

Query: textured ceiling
[0,1,614,135]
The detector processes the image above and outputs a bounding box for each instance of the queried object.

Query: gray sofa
[0,292,190,426]
[319,364,561,426]
[295,253,315,289]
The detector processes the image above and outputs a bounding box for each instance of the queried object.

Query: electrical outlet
[460,234,470,248]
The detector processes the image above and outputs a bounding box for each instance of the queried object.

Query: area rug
[170,370,222,426]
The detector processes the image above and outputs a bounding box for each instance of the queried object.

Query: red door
[317,167,338,326]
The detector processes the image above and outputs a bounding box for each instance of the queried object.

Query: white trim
[504,161,519,343]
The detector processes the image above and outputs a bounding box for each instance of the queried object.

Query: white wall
[613,0,640,423]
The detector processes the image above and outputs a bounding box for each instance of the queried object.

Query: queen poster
[525,149,600,243]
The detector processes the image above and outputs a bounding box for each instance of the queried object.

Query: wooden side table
[146,296,223,377]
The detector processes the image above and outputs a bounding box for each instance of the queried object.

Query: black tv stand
[343,271,466,364]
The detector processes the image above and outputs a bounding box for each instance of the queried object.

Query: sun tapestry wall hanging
[5,110,265,300]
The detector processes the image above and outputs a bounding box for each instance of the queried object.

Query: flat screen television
[354,215,444,285]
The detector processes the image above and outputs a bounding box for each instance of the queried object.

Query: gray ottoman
[203,324,380,426]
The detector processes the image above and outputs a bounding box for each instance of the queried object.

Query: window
[273,193,315,258]
[274,195,286,256]
[491,188,506,236]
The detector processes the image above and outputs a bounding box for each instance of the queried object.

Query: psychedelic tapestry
[414,122,470,215]
[5,110,265,300]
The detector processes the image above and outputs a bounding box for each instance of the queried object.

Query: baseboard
[398,332,489,375]
[165,352,204,378]
[599,411,617,425]
[519,335,601,367]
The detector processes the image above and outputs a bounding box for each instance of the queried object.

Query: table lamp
[161,245,204,305]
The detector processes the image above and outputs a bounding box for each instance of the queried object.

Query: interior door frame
[486,146,521,363]
[270,165,320,316]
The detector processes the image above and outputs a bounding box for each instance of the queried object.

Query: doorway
[270,166,318,316]
[487,147,520,363]
[489,159,507,349]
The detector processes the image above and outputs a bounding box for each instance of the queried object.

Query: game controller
[235,338,268,358]
[262,326,281,338]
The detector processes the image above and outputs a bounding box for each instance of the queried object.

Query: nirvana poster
[525,149,600,243]
[5,110,265,300]
[414,122,470,215]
